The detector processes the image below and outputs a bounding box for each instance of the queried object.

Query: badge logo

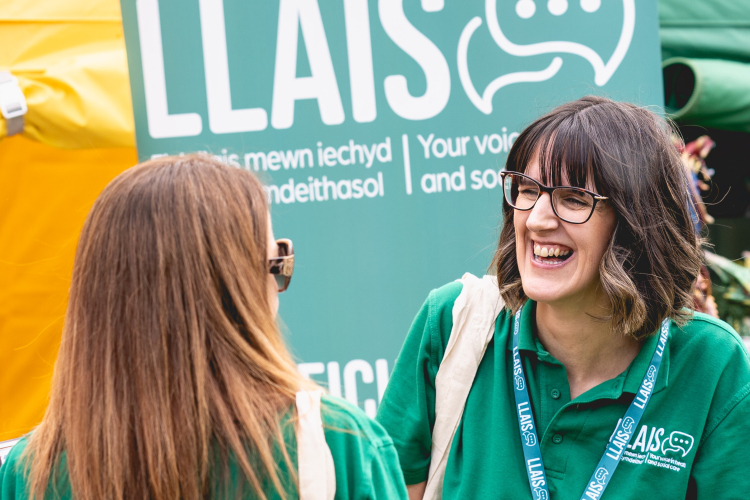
[621,416,635,433]
[515,374,525,390]
[594,467,609,484]
[523,431,537,447]
[533,487,549,500]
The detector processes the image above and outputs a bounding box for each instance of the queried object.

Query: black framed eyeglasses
[269,238,294,292]
[499,171,609,224]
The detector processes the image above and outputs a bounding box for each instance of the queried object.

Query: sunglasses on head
[268,238,294,292]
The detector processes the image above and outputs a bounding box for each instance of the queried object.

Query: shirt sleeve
[320,395,408,500]
[359,441,409,500]
[689,384,750,498]
[375,282,461,485]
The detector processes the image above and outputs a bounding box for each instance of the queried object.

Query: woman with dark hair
[377,96,750,499]
[0,155,407,500]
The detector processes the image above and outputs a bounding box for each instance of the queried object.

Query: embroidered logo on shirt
[619,423,695,472]
[660,431,694,457]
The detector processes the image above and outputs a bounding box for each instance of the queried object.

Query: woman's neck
[535,300,641,399]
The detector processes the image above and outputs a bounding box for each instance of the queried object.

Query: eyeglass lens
[502,173,595,224]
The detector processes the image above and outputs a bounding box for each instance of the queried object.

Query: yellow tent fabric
[0,137,136,442]
[0,0,134,148]
[0,0,137,441]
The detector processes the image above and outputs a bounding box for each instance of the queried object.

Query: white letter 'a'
[136,0,202,138]
[198,0,268,133]
[271,0,345,129]
[379,0,450,120]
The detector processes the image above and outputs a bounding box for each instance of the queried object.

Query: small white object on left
[0,71,27,136]
[0,437,21,466]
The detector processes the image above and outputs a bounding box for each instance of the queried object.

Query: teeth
[533,243,572,258]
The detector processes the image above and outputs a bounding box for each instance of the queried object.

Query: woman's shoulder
[671,311,749,362]
[320,395,393,449]
[426,280,464,316]
[422,277,512,349]
[668,312,750,407]
[0,435,31,498]
[320,396,408,498]
[1,435,29,470]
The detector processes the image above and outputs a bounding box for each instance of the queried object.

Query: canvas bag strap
[423,273,504,500]
[296,390,336,500]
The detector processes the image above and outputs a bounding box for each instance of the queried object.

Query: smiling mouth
[532,242,574,265]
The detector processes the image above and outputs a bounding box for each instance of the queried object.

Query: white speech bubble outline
[458,17,563,114]
[458,0,635,114]
[486,0,635,86]
[661,431,694,457]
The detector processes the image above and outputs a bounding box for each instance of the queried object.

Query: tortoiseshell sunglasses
[269,238,294,292]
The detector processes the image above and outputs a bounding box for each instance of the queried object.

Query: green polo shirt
[0,395,407,500]
[376,281,750,499]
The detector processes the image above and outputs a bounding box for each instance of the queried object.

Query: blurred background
[1,0,748,444]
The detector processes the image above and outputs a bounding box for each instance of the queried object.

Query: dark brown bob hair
[492,96,702,340]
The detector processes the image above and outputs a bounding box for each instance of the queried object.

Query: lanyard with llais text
[511,305,670,500]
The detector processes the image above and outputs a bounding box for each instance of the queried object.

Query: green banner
[120,0,663,416]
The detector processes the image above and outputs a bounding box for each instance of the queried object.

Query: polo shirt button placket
[552,434,563,444]
[550,389,561,400]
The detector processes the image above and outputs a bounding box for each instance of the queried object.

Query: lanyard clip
[0,71,28,136]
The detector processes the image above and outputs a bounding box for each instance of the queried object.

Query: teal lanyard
[511,305,670,500]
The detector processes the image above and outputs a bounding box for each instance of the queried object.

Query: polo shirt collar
[620,325,670,395]
[504,300,670,400]
[504,300,538,352]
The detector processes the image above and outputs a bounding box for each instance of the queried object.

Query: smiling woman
[376,96,750,500]
[494,96,701,342]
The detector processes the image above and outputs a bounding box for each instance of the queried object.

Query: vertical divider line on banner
[402,134,412,195]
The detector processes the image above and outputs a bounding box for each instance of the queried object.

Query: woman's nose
[525,193,559,232]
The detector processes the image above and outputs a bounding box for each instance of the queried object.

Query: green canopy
[659,0,750,132]
[663,58,750,133]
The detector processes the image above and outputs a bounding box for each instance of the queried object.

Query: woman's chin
[521,280,571,304]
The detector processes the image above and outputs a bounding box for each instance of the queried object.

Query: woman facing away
[0,155,408,500]
[376,96,750,499]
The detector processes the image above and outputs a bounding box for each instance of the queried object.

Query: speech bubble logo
[458,0,635,114]
[661,431,694,457]
[515,374,526,390]
[594,467,609,484]
[621,416,635,433]
[646,365,657,383]
[533,487,549,500]
[523,431,537,447]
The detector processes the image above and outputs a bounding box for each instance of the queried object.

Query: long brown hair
[24,154,310,500]
[492,96,702,339]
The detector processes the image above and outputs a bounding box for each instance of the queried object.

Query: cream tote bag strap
[423,273,504,500]
[296,390,336,500]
